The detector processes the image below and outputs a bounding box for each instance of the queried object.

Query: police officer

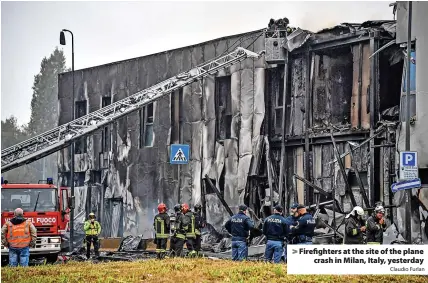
[193,204,206,257]
[263,205,288,263]
[84,212,101,259]
[344,206,366,244]
[283,203,298,262]
[289,204,316,245]
[224,204,255,261]
[153,203,170,259]
[366,205,387,244]
[182,203,197,257]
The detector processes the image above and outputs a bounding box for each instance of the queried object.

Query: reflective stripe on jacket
[84,220,101,236]
[154,213,170,239]
[184,212,196,238]
[7,220,32,248]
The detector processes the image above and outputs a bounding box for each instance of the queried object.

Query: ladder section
[1,47,261,173]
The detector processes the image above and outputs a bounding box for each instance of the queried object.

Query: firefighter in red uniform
[153,203,170,259]
[1,208,37,267]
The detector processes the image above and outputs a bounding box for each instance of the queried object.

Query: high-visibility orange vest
[7,220,32,248]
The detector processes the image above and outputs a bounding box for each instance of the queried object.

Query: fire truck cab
[1,177,70,263]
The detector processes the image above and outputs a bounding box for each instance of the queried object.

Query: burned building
[57,17,427,243]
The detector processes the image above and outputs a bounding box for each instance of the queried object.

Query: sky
[1,1,394,126]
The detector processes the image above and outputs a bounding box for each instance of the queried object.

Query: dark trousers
[186,237,196,251]
[155,238,168,259]
[170,237,185,257]
[195,234,202,252]
[86,235,99,259]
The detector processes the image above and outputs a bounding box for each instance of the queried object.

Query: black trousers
[86,235,99,259]
[155,238,168,259]
[195,234,202,252]
[170,237,185,257]
[186,237,196,252]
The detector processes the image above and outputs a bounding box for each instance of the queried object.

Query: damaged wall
[58,30,266,236]
[395,1,428,243]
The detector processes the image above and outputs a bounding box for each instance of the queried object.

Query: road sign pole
[405,1,413,245]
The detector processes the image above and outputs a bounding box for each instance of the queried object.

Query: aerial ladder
[1,47,262,172]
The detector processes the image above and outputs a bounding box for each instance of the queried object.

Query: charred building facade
[57,18,427,243]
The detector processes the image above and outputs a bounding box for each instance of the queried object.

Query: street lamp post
[60,29,75,251]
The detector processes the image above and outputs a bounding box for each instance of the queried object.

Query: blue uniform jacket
[290,212,316,242]
[262,214,289,241]
[284,215,297,226]
[225,212,255,242]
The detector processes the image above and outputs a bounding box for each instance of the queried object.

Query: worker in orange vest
[1,208,37,267]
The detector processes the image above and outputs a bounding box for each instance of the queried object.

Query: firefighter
[1,208,37,267]
[366,205,387,244]
[153,203,170,259]
[289,204,316,245]
[182,203,197,257]
[193,204,206,257]
[84,212,101,259]
[169,204,181,256]
[263,205,288,263]
[170,204,187,257]
[224,204,255,261]
[344,206,366,244]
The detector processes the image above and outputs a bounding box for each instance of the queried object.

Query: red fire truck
[1,177,70,263]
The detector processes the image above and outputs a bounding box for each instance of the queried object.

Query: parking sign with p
[399,151,418,180]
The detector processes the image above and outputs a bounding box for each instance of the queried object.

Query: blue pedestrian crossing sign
[170,144,189,165]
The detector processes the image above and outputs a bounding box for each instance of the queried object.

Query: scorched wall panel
[57,30,265,237]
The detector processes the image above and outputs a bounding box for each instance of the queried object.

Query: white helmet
[346,206,364,218]
[354,206,365,216]
[375,205,385,214]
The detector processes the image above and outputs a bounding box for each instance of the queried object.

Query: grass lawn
[1,258,425,283]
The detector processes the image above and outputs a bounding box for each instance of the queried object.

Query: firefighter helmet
[353,206,365,216]
[375,205,385,214]
[89,212,96,219]
[158,203,167,213]
[181,203,189,213]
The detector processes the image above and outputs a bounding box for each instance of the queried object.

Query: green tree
[1,48,68,182]
[27,47,68,180]
[1,116,38,182]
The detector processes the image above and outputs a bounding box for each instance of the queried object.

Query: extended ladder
[1,47,261,172]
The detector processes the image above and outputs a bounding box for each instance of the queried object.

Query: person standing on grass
[1,208,37,267]
[283,203,299,262]
[224,204,255,261]
[263,205,289,263]
[289,204,316,245]
[153,203,170,259]
[84,212,101,259]
[193,204,206,257]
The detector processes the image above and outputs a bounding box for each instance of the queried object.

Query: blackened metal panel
[312,51,353,127]
[290,56,306,136]
[223,139,239,211]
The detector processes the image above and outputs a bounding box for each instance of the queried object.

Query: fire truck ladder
[1,47,261,173]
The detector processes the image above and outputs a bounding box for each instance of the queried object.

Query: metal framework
[1,47,261,173]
